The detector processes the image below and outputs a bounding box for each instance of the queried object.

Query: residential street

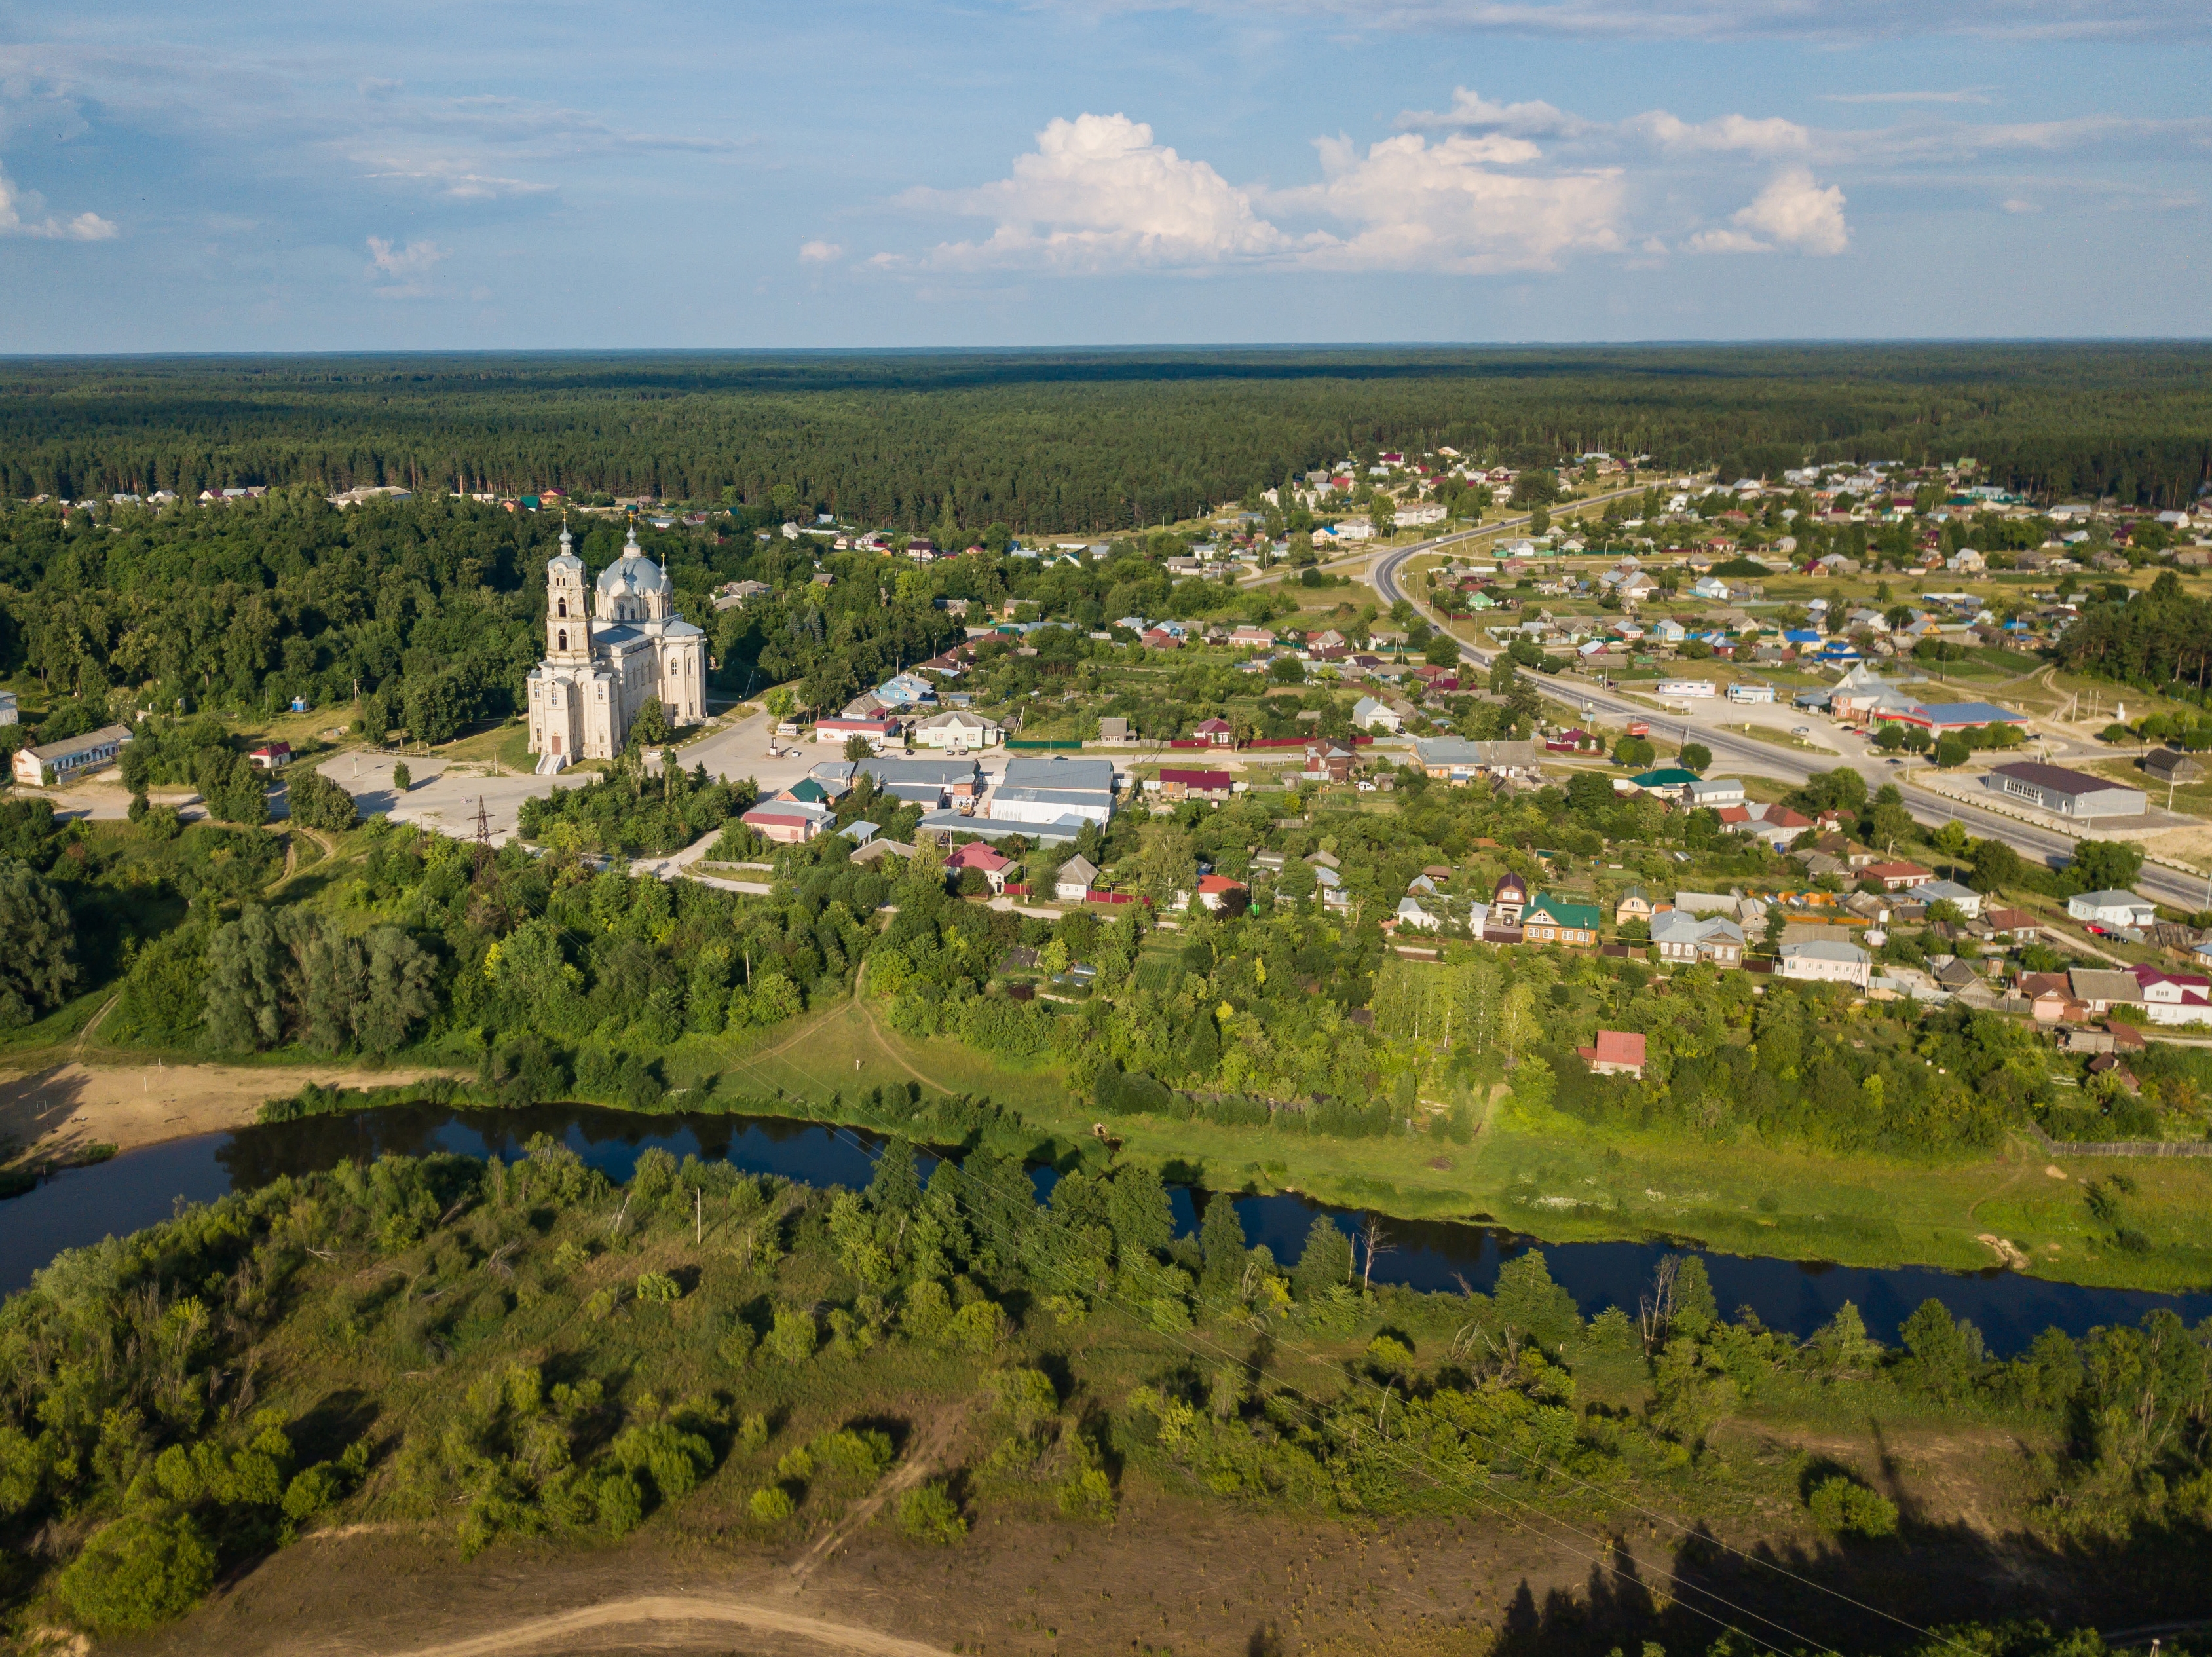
[1365,538,2212,914]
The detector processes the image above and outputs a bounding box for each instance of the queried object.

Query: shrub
[942,1299,1011,1356]
[612,1421,713,1505]
[812,1428,895,1482]
[767,1307,817,1363]
[1057,1467,1116,1522]
[594,1472,645,1536]
[1807,1475,1898,1538]
[897,1480,967,1544]
[634,1271,681,1303]
[55,1509,217,1632]
[749,1485,794,1523]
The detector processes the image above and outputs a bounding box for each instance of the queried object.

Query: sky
[1,0,2207,349]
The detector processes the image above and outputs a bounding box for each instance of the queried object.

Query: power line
[700,1039,1852,1657]
[443,842,1974,1656]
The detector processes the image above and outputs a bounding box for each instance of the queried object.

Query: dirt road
[0,1062,460,1164]
[293,1594,953,1657]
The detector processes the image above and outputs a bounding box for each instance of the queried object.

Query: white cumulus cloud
[1278,132,1624,272]
[0,165,116,240]
[1626,110,1810,156]
[901,113,1290,270]
[367,236,445,277]
[799,239,844,262]
[1689,167,1850,254]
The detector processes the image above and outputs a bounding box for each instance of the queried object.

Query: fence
[1003,739,1086,751]
[2027,1121,2212,1159]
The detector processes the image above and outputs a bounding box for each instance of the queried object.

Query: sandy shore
[0,1062,464,1164]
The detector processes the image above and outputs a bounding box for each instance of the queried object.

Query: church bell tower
[547,523,590,662]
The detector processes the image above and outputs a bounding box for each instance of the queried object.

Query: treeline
[5,346,2209,524]
[2056,570,2212,695]
[0,491,550,724]
[4,1123,2205,1640]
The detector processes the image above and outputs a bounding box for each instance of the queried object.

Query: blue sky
[1,0,2206,348]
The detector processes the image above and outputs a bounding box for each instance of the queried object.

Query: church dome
[549,523,584,572]
[595,521,668,610]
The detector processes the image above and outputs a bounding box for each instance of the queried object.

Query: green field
[658,995,2212,1295]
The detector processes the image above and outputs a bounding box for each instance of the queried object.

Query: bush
[767,1306,817,1363]
[1807,1475,1898,1538]
[749,1485,794,1523]
[897,1480,967,1544]
[812,1428,894,1482]
[594,1471,645,1536]
[55,1509,217,1632]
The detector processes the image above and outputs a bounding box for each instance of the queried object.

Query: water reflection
[5,1102,2207,1356]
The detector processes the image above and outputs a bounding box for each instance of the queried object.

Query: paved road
[1366,538,2212,913]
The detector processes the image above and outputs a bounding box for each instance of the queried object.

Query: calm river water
[5,1103,2206,1355]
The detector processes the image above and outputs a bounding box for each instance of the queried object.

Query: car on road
[1791,726,1810,735]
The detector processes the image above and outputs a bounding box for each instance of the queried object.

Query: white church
[526,521,707,769]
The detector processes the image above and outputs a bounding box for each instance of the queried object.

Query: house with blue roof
[874,671,937,708]
[1874,701,2029,736]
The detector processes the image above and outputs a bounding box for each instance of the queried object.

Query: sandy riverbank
[0,1062,464,1165]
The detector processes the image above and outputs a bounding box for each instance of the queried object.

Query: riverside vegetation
[0,1118,2208,1648]
[7,703,2212,1286]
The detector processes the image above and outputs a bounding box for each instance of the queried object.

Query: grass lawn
[1723,722,1838,756]
[657,995,2212,1295]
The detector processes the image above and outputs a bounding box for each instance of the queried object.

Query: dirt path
[0,1061,463,1164]
[294,1595,952,1657]
[71,992,122,1060]
[852,1001,935,1094]
[789,1405,967,1584]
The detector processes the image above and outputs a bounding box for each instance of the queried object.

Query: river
[5,1102,2207,1354]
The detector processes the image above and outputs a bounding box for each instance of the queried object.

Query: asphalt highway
[1366,536,2212,914]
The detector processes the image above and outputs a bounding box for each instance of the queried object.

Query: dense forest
[3,346,2209,526]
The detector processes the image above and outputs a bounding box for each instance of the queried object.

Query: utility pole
[474,796,491,876]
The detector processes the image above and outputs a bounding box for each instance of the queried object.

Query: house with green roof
[1523,892,1602,947]
[1627,766,1701,803]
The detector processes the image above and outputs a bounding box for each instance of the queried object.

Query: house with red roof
[1577,1030,1647,1079]
[1191,717,1235,746]
[2132,964,2212,1026]
[945,840,1013,894]
[1861,861,1934,892]
[1157,768,1234,803]
[1197,873,1247,912]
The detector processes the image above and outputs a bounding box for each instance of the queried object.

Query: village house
[1302,741,1354,783]
[1155,768,1234,804]
[1490,871,1529,926]
[1652,910,1744,968]
[1197,874,1247,912]
[2068,890,2157,929]
[1053,855,1099,903]
[739,796,831,844]
[1778,939,1871,990]
[909,708,1003,751]
[1352,696,1403,734]
[1577,1030,1647,1079]
[1522,893,1600,948]
[13,724,132,788]
[944,840,1014,894]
